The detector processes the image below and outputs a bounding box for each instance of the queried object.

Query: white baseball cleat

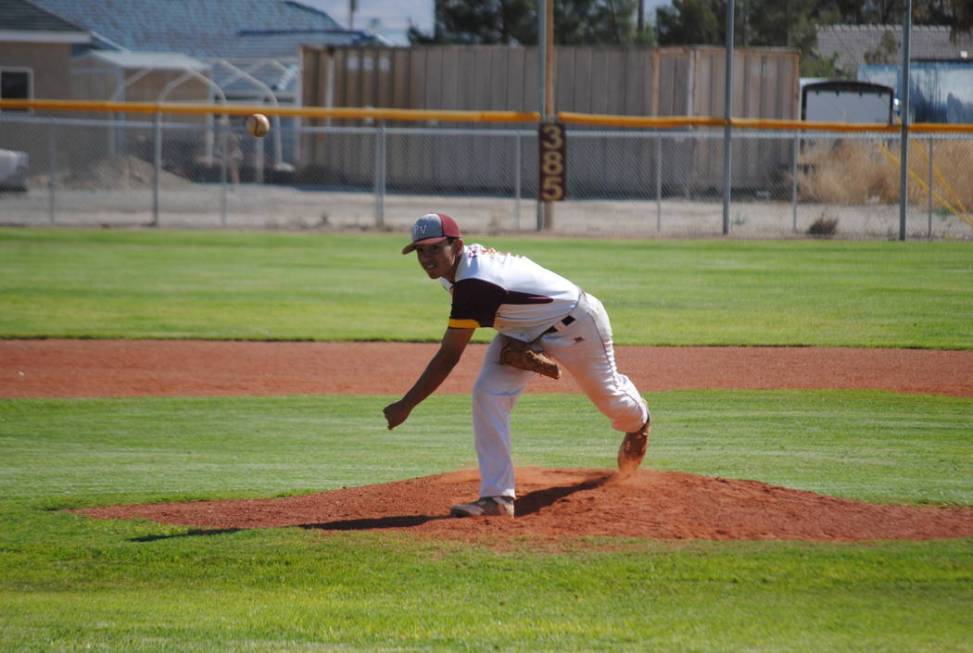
[617,420,650,477]
[449,496,515,518]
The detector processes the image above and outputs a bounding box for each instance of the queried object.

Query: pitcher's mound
[78,467,973,545]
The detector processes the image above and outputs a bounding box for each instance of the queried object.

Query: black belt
[543,315,575,335]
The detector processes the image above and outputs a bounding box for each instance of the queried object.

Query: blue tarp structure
[860,61,973,123]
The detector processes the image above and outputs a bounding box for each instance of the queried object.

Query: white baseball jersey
[440,243,581,342]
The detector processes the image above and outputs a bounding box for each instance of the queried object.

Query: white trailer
[801,80,895,124]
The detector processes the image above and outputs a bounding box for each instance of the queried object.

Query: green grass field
[0,227,971,651]
[1,228,971,347]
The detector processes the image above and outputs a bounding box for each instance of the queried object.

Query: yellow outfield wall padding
[2,99,972,133]
[557,112,725,128]
[0,99,539,124]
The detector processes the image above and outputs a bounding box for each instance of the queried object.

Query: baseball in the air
[245,113,270,138]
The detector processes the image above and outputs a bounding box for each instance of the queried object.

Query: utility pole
[722,0,735,235]
[898,0,913,241]
[537,0,556,231]
[742,0,748,47]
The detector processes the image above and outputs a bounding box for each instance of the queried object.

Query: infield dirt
[6,340,970,545]
[4,339,972,398]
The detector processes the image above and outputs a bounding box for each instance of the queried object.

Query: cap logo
[402,213,457,254]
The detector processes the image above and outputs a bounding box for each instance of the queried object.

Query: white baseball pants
[471,292,649,499]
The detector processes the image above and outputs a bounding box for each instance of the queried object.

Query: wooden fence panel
[299,45,799,195]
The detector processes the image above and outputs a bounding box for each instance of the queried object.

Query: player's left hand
[383,401,411,430]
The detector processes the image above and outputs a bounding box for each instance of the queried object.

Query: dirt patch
[3,340,972,398]
[31,156,192,191]
[78,467,973,545]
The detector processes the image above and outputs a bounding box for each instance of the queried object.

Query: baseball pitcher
[383,213,650,518]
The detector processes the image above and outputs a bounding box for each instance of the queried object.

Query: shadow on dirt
[303,515,451,531]
[302,472,616,531]
[515,473,613,516]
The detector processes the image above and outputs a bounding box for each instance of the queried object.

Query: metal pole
[219,119,227,228]
[898,0,912,241]
[375,124,386,228]
[722,0,735,235]
[791,132,799,233]
[108,110,117,159]
[543,0,555,231]
[536,0,547,232]
[514,132,522,230]
[47,123,56,225]
[655,133,662,232]
[152,111,161,227]
[927,136,933,238]
[325,48,335,129]
[204,114,215,166]
[256,136,265,184]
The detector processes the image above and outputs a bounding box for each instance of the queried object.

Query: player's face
[415,239,457,280]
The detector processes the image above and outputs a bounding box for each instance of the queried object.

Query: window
[0,68,32,112]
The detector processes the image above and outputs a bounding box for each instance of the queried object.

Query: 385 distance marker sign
[539,122,566,201]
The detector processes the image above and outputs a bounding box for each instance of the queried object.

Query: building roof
[25,0,382,58]
[0,0,89,43]
[817,24,973,73]
[77,50,210,73]
[17,0,386,103]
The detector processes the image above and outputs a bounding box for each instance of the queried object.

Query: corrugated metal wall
[300,45,799,194]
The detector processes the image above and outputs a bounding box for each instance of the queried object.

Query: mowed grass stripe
[0,524,970,652]
[1,391,969,506]
[1,228,971,347]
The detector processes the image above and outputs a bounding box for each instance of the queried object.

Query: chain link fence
[1,113,971,239]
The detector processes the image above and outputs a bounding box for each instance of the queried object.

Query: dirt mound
[37,156,193,191]
[78,467,973,546]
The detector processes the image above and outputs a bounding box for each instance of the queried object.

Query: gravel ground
[1,183,970,240]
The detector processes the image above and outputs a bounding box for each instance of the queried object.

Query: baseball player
[383,213,650,518]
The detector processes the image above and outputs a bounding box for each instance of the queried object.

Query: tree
[408,0,534,45]
[658,0,843,48]
[655,0,965,47]
[863,29,900,64]
[408,0,654,46]
[656,0,721,45]
[653,0,966,76]
[949,0,973,34]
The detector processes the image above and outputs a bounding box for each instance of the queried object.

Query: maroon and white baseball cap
[401,212,461,254]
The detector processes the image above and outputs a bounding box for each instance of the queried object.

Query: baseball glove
[498,336,560,379]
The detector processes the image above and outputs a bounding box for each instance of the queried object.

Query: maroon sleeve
[448,279,505,328]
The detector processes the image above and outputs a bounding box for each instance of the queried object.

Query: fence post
[152,111,161,227]
[721,0,735,236]
[255,134,265,185]
[655,133,662,233]
[219,119,228,228]
[791,132,799,233]
[47,122,56,225]
[898,0,913,241]
[927,136,933,239]
[514,132,522,230]
[374,123,386,228]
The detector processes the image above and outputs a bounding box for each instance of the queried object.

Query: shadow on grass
[130,528,241,542]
